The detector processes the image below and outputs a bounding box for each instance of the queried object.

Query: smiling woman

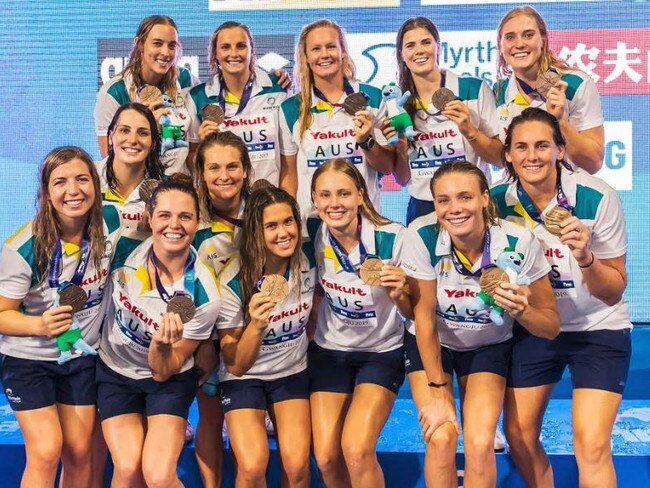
[95,15,199,175]
[97,178,220,488]
[214,183,316,487]
[0,147,107,488]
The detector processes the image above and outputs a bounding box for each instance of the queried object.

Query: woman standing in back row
[495,6,604,173]
[279,19,395,220]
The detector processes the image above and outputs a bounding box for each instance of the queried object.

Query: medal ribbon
[313,79,355,116]
[49,229,91,289]
[149,249,196,303]
[450,229,493,277]
[327,215,376,274]
[516,169,574,224]
[211,206,243,228]
[515,68,558,102]
[218,72,255,117]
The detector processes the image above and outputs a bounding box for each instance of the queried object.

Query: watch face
[360,137,375,150]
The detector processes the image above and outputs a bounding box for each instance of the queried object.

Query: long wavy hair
[194,131,252,223]
[121,15,181,101]
[495,6,570,92]
[429,159,499,229]
[503,107,571,181]
[105,103,164,192]
[311,158,392,227]
[395,17,441,122]
[294,19,357,140]
[33,147,105,283]
[208,21,256,76]
[239,184,303,321]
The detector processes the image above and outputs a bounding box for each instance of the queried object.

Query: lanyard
[49,230,91,289]
[218,73,255,116]
[516,170,574,224]
[416,71,452,119]
[450,229,493,277]
[211,206,243,228]
[327,216,373,274]
[515,68,557,102]
[313,79,355,111]
[149,249,196,303]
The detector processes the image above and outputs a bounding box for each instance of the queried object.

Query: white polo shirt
[186,68,288,186]
[407,70,500,199]
[0,222,111,360]
[402,215,550,351]
[215,249,316,382]
[279,80,387,219]
[307,215,405,353]
[491,167,631,332]
[100,235,219,380]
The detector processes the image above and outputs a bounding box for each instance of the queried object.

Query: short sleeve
[590,190,627,259]
[401,225,438,280]
[0,246,33,300]
[95,86,122,136]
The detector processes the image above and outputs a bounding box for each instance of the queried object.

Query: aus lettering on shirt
[117,291,159,333]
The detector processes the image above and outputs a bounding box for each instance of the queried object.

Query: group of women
[0,5,630,488]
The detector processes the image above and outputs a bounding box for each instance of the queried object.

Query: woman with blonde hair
[95,15,198,174]
[307,158,409,487]
[0,146,108,487]
[279,19,395,220]
[495,6,604,174]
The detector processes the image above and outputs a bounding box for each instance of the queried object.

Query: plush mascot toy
[468,247,531,326]
[159,94,189,155]
[381,82,416,145]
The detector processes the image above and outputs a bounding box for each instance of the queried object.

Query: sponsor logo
[223,116,270,127]
[118,291,159,329]
[268,302,310,323]
[443,288,478,299]
[321,278,367,297]
[311,129,356,140]
[5,389,21,404]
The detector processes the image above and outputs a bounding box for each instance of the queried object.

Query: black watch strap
[358,136,375,151]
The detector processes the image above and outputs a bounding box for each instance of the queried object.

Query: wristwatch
[358,136,376,151]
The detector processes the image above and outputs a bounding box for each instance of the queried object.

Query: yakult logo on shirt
[311,129,356,140]
[120,211,142,222]
[545,248,566,259]
[321,277,368,297]
[223,116,270,127]
[443,288,478,299]
[118,291,159,329]
[414,128,460,142]
[268,302,310,323]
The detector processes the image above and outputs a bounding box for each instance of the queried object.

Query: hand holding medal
[155,304,187,345]
[553,213,592,265]
[248,275,287,330]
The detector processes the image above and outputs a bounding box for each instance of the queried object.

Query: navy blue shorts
[508,326,631,394]
[1,354,96,411]
[406,196,434,225]
[96,358,198,420]
[219,369,309,414]
[404,330,512,378]
[308,342,404,394]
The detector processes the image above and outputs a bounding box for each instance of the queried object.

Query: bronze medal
[431,88,456,112]
[479,267,509,297]
[543,205,572,237]
[203,104,225,125]
[138,179,161,205]
[166,293,196,324]
[260,274,289,304]
[359,257,383,286]
[343,93,368,116]
[536,70,561,99]
[138,85,163,105]
[58,284,88,315]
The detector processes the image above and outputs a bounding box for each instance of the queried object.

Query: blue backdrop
[1,0,648,320]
